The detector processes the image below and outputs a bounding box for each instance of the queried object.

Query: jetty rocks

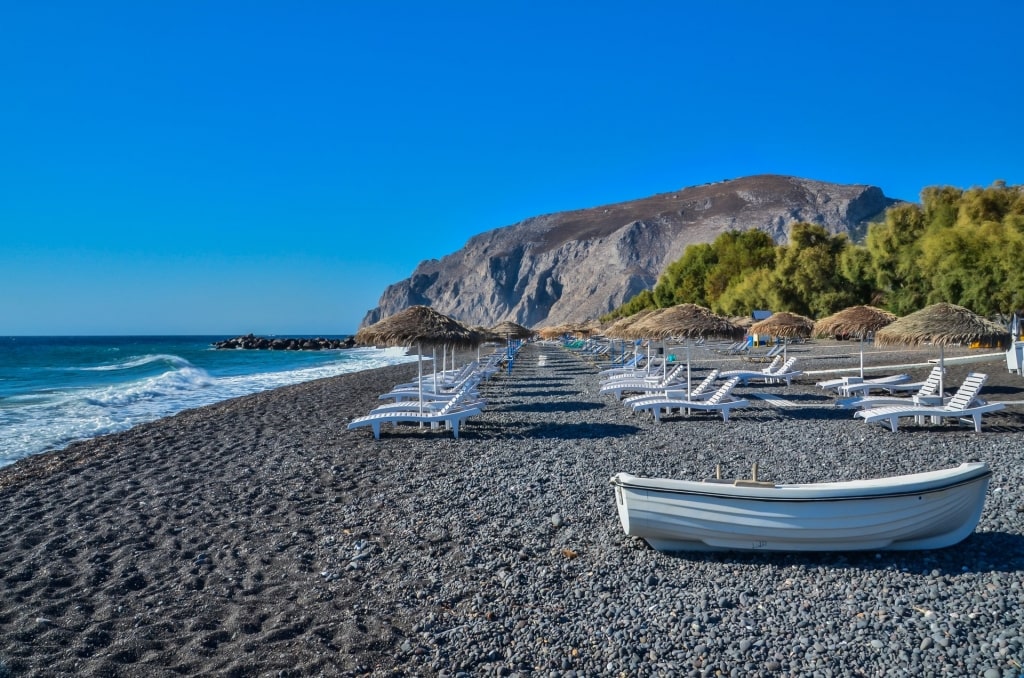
[213,334,356,350]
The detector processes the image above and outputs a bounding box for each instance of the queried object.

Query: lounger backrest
[915,365,944,397]
[772,357,798,375]
[707,377,740,405]
[691,369,720,397]
[760,356,782,373]
[947,372,988,411]
[658,364,685,387]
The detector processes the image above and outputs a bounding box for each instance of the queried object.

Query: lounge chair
[855,372,1004,433]
[630,376,749,422]
[764,357,803,385]
[379,372,483,402]
[816,373,910,395]
[599,364,685,399]
[719,356,799,386]
[745,344,784,363]
[622,369,721,408]
[347,395,483,439]
[835,366,943,409]
[838,371,936,397]
[370,380,485,414]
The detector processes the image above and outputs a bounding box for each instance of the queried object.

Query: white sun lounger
[630,376,749,422]
[600,364,685,399]
[719,357,799,386]
[836,366,943,409]
[348,397,483,439]
[816,373,910,395]
[622,369,721,408]
[855,372,1004,433]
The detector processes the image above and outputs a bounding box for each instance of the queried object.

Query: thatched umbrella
[535,325,564,340]
[355,305,479,412]
[490,320,533,371]
[603,309,658,370]
[749,311,814,340]
[875,302,1010,396]
[749,311,815,360]
[490,320,532,339]
[729,315,755,330]
[814,305,898,378]
[642,304,745,396]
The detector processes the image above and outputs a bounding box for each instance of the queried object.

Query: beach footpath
[2,343,1024,676]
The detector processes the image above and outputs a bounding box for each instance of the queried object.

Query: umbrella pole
[939,344,945,398]
[859,334,865,379]
[686,342,692,397]
[417,341,424,415]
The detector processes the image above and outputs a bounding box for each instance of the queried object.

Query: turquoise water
[0,336,417,467]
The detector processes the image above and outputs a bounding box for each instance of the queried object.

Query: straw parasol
[749,311,815,340]
[355,305,480,412]
[489,320,532,339]
[729,315,755,330]
[875,302,1010,395]
[603,309,659,370]
[814,305,898,378]
[748,311,815,361]
[490,321,533,371]
[639,304,745,396]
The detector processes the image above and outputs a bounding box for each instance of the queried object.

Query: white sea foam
[77,354,194,371]
[0,348,418,467]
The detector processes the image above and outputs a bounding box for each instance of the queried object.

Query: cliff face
[362,175,899,328]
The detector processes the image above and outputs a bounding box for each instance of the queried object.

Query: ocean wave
[77,353,195,372]
[84,366,215,407]
[0,348,418,467]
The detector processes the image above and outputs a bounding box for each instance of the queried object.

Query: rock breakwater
[212,333,356,350]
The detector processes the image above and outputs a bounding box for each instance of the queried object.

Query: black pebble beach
[2,341,1024,677]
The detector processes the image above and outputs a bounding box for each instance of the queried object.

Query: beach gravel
[1,341,1024,676]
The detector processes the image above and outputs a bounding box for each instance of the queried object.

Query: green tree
[772,223,861,317]
[865,203,927,314]
[653,243,716,307]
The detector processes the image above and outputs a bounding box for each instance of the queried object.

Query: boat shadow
[658,530,1024,574]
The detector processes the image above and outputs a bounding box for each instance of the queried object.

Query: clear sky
[2,1,1021,335]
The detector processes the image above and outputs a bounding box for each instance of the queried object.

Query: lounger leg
[972,414,982,433]
[452,420,460,438]
[371,422,381,439]
[887,417,899,433]
[721,409,730,422]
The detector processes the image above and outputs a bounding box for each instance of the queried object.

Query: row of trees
[603,181,1024,321]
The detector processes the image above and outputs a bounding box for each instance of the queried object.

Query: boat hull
[610,462,990,552]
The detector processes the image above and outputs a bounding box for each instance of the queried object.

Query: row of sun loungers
[347,350,509,439]
[816,365,1004,432]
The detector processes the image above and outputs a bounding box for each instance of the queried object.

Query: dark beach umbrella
[354,305,480,412]
[814,305,898,378]
[643,304,745,395]
[875,302,1010,395]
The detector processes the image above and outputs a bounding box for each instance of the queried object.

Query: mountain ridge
[362,175,901,328]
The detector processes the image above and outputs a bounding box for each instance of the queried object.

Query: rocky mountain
[361,175,900,328]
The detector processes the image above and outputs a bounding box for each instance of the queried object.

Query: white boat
[610,462,991,552]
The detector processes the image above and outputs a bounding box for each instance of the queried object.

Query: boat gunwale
[610,464,991,503]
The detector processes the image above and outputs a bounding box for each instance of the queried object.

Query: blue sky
[2,1,1021,335]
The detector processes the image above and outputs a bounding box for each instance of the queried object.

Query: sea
[0,336,420,468]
